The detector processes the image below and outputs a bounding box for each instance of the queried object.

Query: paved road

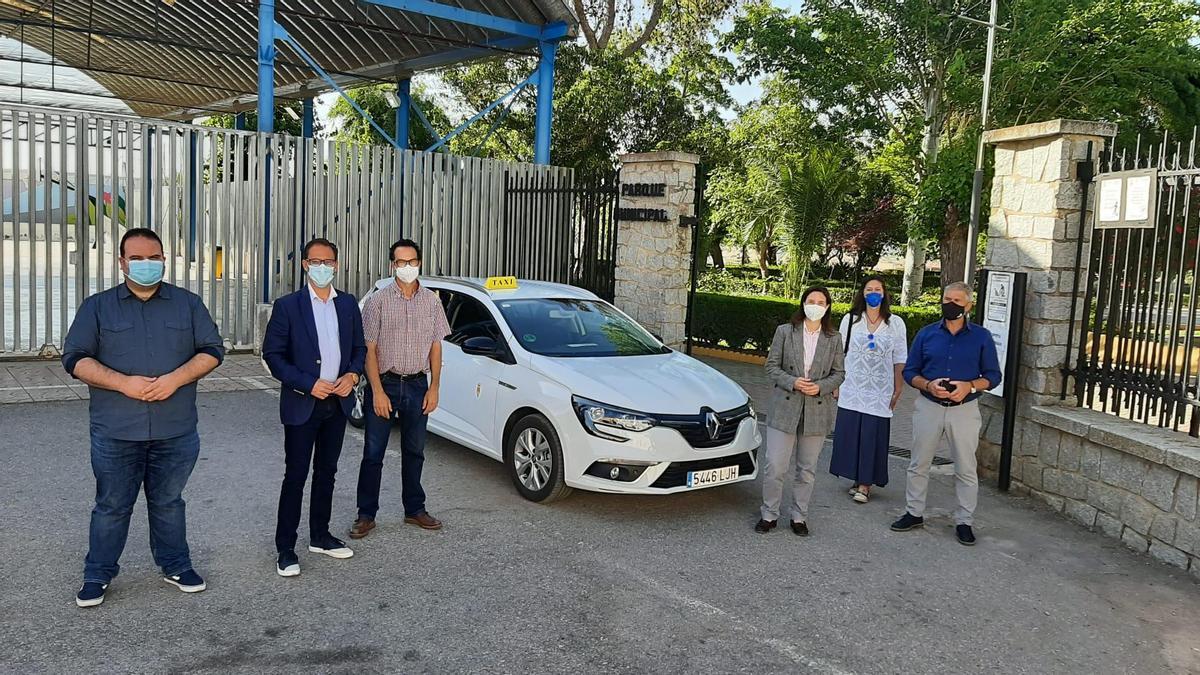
[2,390,1199,674]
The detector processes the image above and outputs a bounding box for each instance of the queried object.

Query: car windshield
[495,298,668,358]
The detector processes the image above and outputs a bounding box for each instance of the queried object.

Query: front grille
[657,403,752,449]
[650,450,757,489]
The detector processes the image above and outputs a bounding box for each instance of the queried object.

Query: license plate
[687,465,739,488]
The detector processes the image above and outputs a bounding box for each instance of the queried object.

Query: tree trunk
[709,241,725,268]
[740,245,748,265]
[901,235,927,305]
[939,202,967,288]
[756,241,769,278]
[900,73,945,307]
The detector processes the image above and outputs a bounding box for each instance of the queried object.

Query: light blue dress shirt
[309,284,341,382]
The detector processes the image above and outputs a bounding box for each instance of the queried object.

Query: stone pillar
[613,151,699,349]
[976,119,1116,475]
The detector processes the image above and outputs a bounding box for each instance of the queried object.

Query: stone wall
[613,152,698,349]
[977,119,1200,580]
[1014,407,1200,576]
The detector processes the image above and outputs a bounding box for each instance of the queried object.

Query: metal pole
[301,97,314,138]
[963,0,998,286]
[257,0,275,302]
[533,40,558,165]
[998,271,1028,491]
[396,78,411,150]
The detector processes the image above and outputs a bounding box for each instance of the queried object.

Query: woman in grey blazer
[757,286,846,536]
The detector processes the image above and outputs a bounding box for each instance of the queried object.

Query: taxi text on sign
[484,276,519,291]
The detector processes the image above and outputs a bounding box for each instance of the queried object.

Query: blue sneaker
[163,569,207,593]
[76,581,108,608]
[277,551,301,577]
[309,535,354,559]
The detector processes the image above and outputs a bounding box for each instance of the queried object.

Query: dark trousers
[358,376,429,519]
[275,397,347,553]
[85,430,200,583]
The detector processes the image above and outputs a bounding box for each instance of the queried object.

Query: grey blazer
[764,323,846,436]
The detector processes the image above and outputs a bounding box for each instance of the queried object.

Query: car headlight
[572,396,657,442]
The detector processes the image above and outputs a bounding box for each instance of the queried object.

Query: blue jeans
[358,376,429,519]
[84,429,201,584]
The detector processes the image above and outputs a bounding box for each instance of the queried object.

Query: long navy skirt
[829,407,891,487]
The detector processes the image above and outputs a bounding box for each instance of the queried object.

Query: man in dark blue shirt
[61,228,224,607]
[891,282,1002,546]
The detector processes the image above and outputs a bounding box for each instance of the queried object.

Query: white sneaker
[277,563,301,577]
[309,537,354,559]
[853,490,869,504]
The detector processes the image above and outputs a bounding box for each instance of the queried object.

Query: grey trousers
[905,396,982,526]
[760,428,825,523]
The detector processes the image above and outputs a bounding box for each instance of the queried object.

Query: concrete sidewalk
[0,353,275,404]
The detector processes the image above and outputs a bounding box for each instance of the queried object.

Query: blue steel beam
[427,74,533,153]
[274,23,400,148]
[410,98,439,141]
[258,0,275,303]
[533,40,558,164]
[301,97,314,138]
[396,79,411,150]
[362,0,568,41]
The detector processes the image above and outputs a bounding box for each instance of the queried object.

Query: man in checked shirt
[351,238,451,538]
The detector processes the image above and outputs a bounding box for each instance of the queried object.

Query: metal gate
[0,102,571,355]
[505,170,619,300]
[1064,131,1200,435]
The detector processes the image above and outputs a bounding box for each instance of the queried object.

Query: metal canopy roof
[0,0,576,120]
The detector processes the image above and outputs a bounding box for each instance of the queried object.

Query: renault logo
[704,410,721,440]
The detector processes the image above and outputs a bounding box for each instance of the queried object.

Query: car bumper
[561,417,762,495]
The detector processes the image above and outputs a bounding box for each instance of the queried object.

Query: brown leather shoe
[349,518,375,539]
[403,512,442,530]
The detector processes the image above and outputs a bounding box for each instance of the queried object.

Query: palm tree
[778,148,854,296]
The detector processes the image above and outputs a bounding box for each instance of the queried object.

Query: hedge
[691,292,941,354]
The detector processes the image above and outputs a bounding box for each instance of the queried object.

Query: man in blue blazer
[262,238,367,577]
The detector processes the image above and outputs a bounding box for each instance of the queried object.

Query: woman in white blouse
[829,276,907,504]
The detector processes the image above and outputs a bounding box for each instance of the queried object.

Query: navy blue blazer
[262,287,367,426]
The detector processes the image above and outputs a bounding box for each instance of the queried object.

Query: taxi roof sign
[484,276,519,291]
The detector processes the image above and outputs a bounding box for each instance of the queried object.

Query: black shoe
[890,513,924,532]
[791,521,809,537]
[956,524,977,546]
[76,581,108,608]
[754,519,777,533]
[309,535,354,559]
[277,550,300,577]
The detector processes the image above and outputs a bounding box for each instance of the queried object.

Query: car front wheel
[506,414,572,503]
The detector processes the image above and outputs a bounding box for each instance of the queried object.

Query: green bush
[691,292,941,353]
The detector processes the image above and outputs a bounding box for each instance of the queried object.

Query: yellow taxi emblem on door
[484,276,519,291]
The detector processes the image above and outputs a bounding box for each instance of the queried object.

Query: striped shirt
[362,281,450,376]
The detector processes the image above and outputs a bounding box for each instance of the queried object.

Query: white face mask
[395,265,420,284]
[803,304,827,322]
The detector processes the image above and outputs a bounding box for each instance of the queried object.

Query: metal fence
[0,102,572,356]
[505,170,620,301]
[1065,130,1200,435]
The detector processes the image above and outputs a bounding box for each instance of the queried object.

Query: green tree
[327,84,451,150]
[204,104,317,137]
[778,148,855,294]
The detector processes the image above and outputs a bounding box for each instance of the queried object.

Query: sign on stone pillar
[613,151,699,349]
[976,119,1116,477]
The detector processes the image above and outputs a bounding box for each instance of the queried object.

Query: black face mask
[941,301,966,321]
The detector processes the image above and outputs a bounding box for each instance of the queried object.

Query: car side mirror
[463,336,503,358]
[650,332,664,343]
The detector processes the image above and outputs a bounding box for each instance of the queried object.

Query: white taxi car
[350,276,761,503]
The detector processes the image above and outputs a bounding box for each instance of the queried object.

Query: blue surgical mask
[308,264,335,288]
[126,259,165,286]
[865,292,884,308]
